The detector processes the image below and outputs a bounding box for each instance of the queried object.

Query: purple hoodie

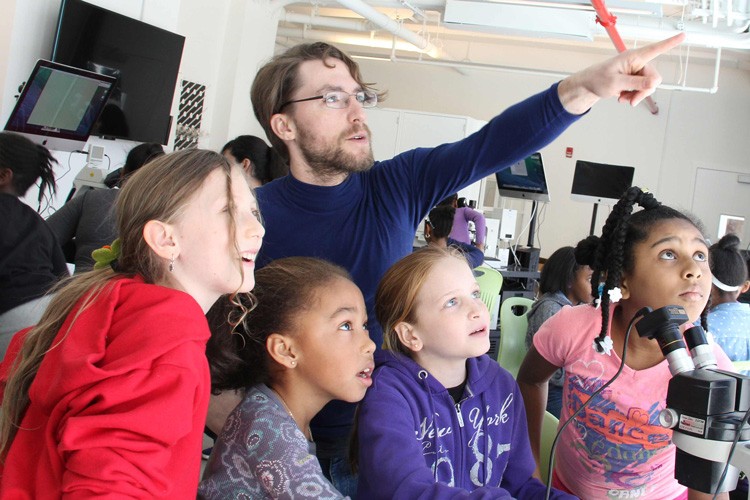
[356,350,577,499]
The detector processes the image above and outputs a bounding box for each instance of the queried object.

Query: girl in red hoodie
[0,149,264,498]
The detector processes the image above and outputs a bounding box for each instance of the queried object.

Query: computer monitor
[571,160,635,205]
[4,59,116,152]
[495,152,551,203]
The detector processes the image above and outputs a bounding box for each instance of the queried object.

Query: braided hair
[583,186,709,353]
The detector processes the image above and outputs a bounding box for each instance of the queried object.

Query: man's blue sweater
[255,83,580,439]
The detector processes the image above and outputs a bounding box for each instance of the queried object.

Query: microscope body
[636,305,750,495]
[663,368,750,493]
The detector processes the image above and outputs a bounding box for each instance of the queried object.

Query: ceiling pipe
[590,0,660,114]
[282,11,372,31]
[277,26,439,55]
[272,0,441,56]
[335,0,441,56]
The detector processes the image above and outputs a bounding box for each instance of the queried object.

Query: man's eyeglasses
[279,90,378,111]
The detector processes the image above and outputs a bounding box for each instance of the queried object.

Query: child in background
[708,233,750,372]
[0,132,68,358]
[0,149,264,498]
[439,193,487,251]
[517,186,733,500]
[199,257,375,499]
[424,205,485,269]
[525,242,595,417]
[355,246,575,499]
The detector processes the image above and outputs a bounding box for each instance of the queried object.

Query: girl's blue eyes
[445,291,481,308]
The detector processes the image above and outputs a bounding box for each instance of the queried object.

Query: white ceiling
[274,0,750,76]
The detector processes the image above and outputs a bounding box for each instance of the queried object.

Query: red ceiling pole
[590,0,660,114]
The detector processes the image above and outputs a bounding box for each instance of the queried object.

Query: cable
[544,307,650,499]
[711,400,750,499]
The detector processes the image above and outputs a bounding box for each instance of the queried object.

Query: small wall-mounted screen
[495,152,551,203]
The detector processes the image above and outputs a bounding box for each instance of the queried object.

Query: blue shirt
[256,83,580,439]
[709,301,750,373]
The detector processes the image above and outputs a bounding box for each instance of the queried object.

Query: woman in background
[47,142,164,272]
[222,135,288,188]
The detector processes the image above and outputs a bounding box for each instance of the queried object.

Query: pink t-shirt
[533,304,733,500]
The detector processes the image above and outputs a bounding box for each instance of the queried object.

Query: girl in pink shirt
[517,186,732,500]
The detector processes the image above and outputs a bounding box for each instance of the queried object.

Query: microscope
[636,305,750,495]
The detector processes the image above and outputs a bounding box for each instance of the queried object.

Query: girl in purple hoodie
[355,246,576,499]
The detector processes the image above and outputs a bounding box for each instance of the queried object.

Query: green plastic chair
[497,296,534,377]
[474,265,503,328]
[540,411,559,484]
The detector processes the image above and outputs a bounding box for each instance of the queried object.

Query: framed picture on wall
[718,214,745,239]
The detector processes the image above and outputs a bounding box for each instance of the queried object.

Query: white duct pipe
[334,0,441,55]
[282,11,371,31]
[277,26,439,55]
[273,0,440,56]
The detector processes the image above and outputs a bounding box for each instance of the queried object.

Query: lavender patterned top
[198,384,347,499]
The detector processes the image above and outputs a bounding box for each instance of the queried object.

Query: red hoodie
[0,276,210,498]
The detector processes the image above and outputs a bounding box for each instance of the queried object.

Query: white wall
[355,56,750,256]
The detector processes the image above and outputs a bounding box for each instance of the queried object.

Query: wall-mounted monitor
[571,160,635,205]
[495,152,551,203]
[4,59,116,152]
[52,0,185,145]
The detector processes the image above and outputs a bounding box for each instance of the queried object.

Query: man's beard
[297,124,375,180]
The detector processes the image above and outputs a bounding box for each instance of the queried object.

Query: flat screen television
[51,0,185,145]
[571,160,635,205]
[4,59,116,152]
[495,152,551,203]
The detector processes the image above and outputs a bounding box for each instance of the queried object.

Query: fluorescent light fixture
[444,0,598,40]
[485,0,662,16]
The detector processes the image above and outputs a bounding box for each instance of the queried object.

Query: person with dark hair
[424,205,484,268]
[221,135,288,188]
[524,244,594,417]
[517,186,733,499]
[199,257,373,498]
[47,142,165,272]
[708,234,750,372]
[0,132,68,358]
[240,35,684,494]
[438,193,487,251]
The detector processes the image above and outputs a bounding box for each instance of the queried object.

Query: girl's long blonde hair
[0,149,240,459]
